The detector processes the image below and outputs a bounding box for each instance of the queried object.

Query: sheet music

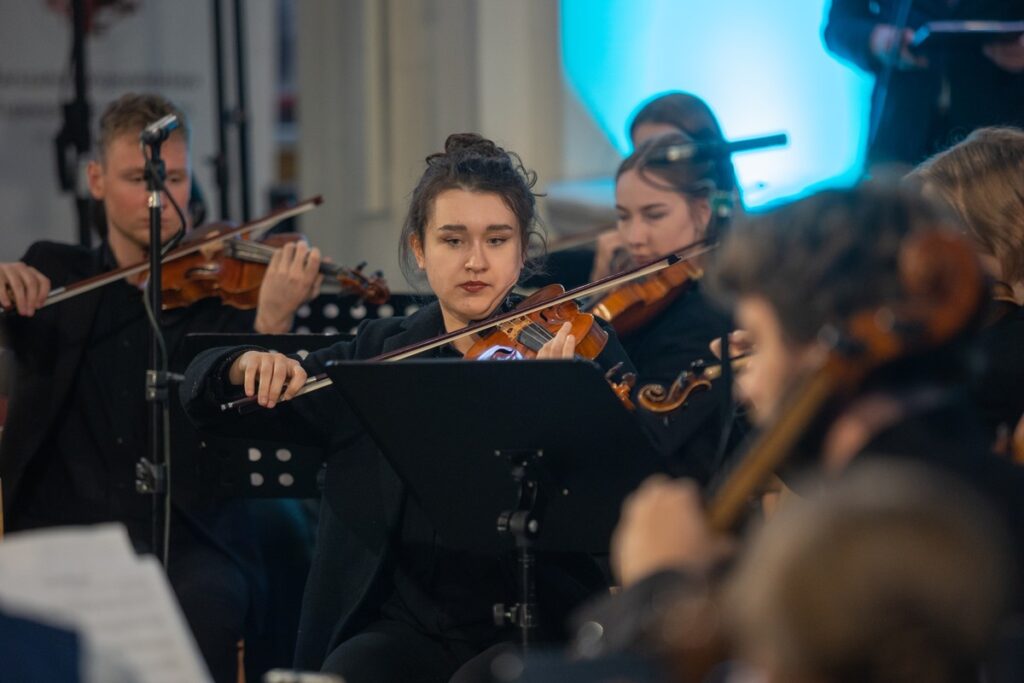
[0,524,212,683]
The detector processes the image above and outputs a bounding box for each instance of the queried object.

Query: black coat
[619,285,739,485]
[181,300,637,669]
[571,390,1024,657]
[0,241,257,523]
[824,0,1024,165]
[972,303,1024,438]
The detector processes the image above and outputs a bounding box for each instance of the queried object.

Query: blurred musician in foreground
[0,93,321,682]
[575,187,1024,677]
[725,462,1012,683]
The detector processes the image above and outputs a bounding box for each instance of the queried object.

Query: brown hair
[617,131,732,243]
[628,91,740,199]
[707,187,958,345]
[725,462,1010,683]
[909,127,1024,285]
[398,133,543,284]
[97,92,189,159]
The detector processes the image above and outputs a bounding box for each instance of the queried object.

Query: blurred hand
[709,329,754,361]
[611,476,734,586]
[590,229,628,281]
[870,24,928,70]
[984,36,1024,73]
[0,262,51,316]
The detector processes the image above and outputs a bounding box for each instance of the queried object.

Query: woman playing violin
[604,132,737,483]
[181,133,633,683]
[0,93,321,683]
[590,91,742,282]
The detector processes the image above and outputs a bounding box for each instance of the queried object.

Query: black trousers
[322,619,514,683]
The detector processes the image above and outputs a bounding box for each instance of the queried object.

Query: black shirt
[619,284,738,484]
[378,337,515,645]
[9,244,255,546]
[972,303,1024,439]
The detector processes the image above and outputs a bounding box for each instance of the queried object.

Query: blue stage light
[561,0,874,207]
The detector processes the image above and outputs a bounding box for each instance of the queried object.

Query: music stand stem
[494,449,545,651]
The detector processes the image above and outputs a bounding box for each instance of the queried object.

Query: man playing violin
[0,92,321,682]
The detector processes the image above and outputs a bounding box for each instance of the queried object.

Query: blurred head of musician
[707,186,972,435]
[910,126,1024,306]
[725,461,1010,683]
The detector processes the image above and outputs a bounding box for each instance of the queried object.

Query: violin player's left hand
[255,240,323,333]
[536,321,577,360]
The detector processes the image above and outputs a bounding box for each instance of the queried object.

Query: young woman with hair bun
[181,133,633,683]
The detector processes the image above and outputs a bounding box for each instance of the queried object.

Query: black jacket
[620,285,739,485]
[181,300,637,669]
[0,240,257,522]
[824,0,1024,165]
[571,391,1024,658]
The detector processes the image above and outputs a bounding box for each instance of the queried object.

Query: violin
[636,354,751,414]
[0,197,324,314]
[649,230,986,683]
[160,224,389,310]
[221,238,718,412]
[464,284,608,360]
[706,229,985,533]
[588,259,704,336]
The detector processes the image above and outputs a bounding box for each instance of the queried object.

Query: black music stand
[324,359,663,650]
[171,333,348,501]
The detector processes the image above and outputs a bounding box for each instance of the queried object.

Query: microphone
[140,114,180,144]
[648,133,788,163]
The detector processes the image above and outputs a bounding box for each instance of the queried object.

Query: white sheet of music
[0,523,212,683]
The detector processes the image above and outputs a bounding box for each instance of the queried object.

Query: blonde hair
[911,127,1024,284]
[724,462,1009,683]
[97,92,189,160]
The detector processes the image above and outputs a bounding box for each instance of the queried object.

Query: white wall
[296,0,619,286]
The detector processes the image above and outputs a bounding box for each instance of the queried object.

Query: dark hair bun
[442,132,505,158]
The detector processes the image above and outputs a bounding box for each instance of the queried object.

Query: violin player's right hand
[0,261,51,316]
[590,229,627,281]
[228,350,308,409]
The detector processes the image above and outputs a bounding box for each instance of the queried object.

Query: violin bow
[221,237,717,411]
[1,196,323,314]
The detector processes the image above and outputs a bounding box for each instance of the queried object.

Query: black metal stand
[321,360,664,656]
[137,138,170,563]
[209,0,253,222]
[493,449,545,651]
[53,0,92,248]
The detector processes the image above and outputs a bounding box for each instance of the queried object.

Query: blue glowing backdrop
[560,0,874,207]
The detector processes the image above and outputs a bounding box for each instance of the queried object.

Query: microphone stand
[137,134,171,565]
